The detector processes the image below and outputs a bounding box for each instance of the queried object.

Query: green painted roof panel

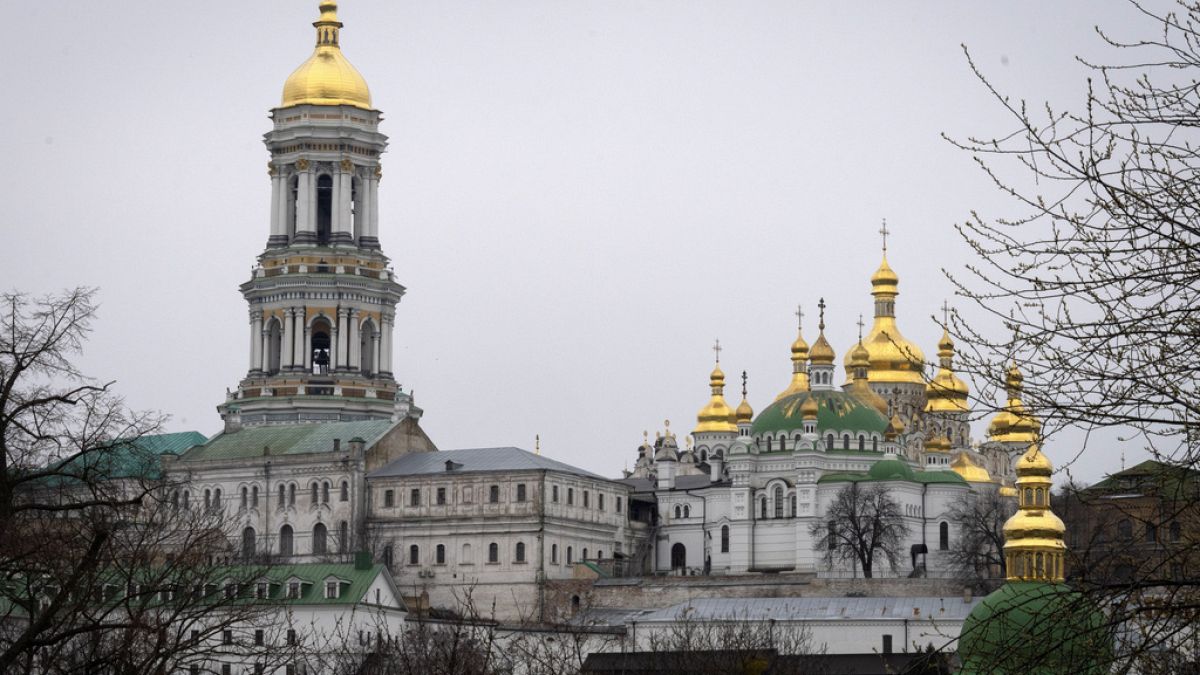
[181,421,395,462]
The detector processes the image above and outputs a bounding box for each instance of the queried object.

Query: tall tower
[219,2,412,426]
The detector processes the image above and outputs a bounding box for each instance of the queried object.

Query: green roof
[1085,459,1200,499]
[816,460,966,485]
[751,390,888,437]
[46,431,208,483]
[958,582,1111,674]
[181,420,395,462]
[255,562,395,606]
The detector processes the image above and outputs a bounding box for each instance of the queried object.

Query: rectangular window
[325,581,338,599]
[410,488,421,507]
[552,485,559,503]
[383,489,394,508]
[288,582,300,599]
[617,497,623,514]
[221,666,231,675]
[437,487,446,505]
[583,490,590,508]
[489,485,500,503]
[222,629,232,645]
[599,493,605,511]
[254,629,264,646]
[882,634,893,654]
[255,582,267,599]
[190,629,200,643]
[567,488,574,505]
[516,484,527,502]
[287,629,297,646]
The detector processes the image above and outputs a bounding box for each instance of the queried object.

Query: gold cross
[857,314,865,341]
[941,300,951,326]
[795,305,804,331]
[879,218,890,253]
[818,298,826,331]
[713,339,722,363]
[741,370,748,398]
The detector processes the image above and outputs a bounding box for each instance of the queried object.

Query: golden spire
[808,298,835,366]
[776,305,811,400]
[845,220,926,385]
[735,370,754,424]
[1002,444,1066,582]
[925,305,970,414]
[281,1,373,109]
[848,314,890,414]
[988,362,1042,443]
[694,341,738,434]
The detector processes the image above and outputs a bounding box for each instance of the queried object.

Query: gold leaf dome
[845,253,926,386]
[848,339,889,415]
[809,330,835,366]
[735,397,754,424]
[281,2,373,110]
[800,395,820,421]
[925,328,970,414]
[950,451,993,483]
[870,255,899,294]
[776,327,811,400]
[988,362,1042,444]
[694,363,738,434]
[1002,444,1066,582]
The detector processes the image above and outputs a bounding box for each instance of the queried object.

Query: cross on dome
[795,305,804,331]
[879,218,890,253]
[712,339,722,363]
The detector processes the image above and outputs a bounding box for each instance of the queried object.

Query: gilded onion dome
[987,362,1042,443]
[848,337,890,415]
[1003,444,1065,581]
[776,320,811,400]
[694,362,738,434]
[735,371,754,425]
[950,451,994,483]
[281,2,374,110]
[800,395,819,421]
[925,328,970,414]
[809,326,836,366]
[845,251,926,385]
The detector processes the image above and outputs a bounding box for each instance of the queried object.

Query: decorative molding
[296,157,311,171]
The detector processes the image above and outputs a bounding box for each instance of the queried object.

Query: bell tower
[219,1,415,426]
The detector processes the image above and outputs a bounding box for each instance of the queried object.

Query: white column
[331,171,343,236]
[337,308,350,371]
[336,169,353,241]
[302,319,312,374]
[381,312,393,375]
[281,309,295,369]
[293,308,306,372]
[368,175,380,239]
[330,319,340,370]
[372,334,381,378]
[278,171,292,239]
[268,172,282,238]
[249,310,263,374]
[296,169,312,236]
[348,309,360,372]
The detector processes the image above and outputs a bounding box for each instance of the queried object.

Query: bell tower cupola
[219,2,412,427]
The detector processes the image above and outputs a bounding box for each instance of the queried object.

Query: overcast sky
[3,0,1154,484]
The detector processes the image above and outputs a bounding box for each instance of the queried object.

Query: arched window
[858,435,865,451]
[213,488,221,509]
[462,543,473,564]
[827,523,838,549]
[843,434,850,450]
[182,490,190,509]
[249,484,258,506]
[1035,488,1045,506]
[674,505,681,519]
[312,523,327,555]
[826,434,835,449]
[311,483,319,505]
[790,494,797,517]
[266,318,282,374]
[322,482,330,504]
[383,544,394,568]
[516,542,526,563]
[436,544,446,564]
[204,489,211,509]
[488,542,499,563]
[279,525,294,556]
[338,521,348,553]
[316,174,333,244]
[360,320,377,375]
[872,437,878,452]
[766,438,773,452]
[278,484,286,508]
[288,484,296,506]
[242,527,256,559]
[241,487,248,509]
[567,546,574,564]
[939,521,949,550]
[683,505,690,518]
[760,498,767,520]
[720,525,730,553]
[774,486,784,519]
[340,481,349,502]
[551,544,559,563]
[310,317,332,374]
[583,548,589,560]
[172,491,180,510]
[409,544,419,565]
[670,543,686,570]
[1170,521,1182,542]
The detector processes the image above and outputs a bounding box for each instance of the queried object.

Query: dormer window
[325,580,339,599]
[288,582,300,599]
[255,582,268,599]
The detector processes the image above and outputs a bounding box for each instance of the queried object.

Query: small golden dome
[809,333,835,366]
[281,2,373,110]
[695,363,738,434]
[735,369,754,424]
[1002,443,1067,582]
[988,362,1042,444]
[870,254,900,295]
[800,395,820,420]
[889,412,906,436]
[849,341,870,369]
[776,325,811,400]
[848,339,890,415]
[950,451,993,483]
[925,434,951,454]
[1016,443,1053,477]
[925,328,970,414]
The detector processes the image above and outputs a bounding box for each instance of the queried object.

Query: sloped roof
[617,475,722,493]
[257,562,399,607]
[180,420,395,462]
[1086,459,1200,498]
[632,596,980,623]
[47,430,208,482]
[368,446,607,480]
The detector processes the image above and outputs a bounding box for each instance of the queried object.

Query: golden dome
[925,328,970,414]
[889,412,906,437]
[950,451,994,483]
[694,363,738,434]
[800,395,820,420]
[845,252,926,386]
[809,301,836,367]
[925,434,951,454]
[988,362,1042,444]
[848,340,890,415]
[1002,444,1066,582]
[775,325,811,400]
[281,2,373,110]
[870,254,899,295]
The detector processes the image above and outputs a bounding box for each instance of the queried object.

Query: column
[334,165,354,245]
[380,312,393,376]
[356,171,370,244]
[249,310,263,374]
[259,326,269,373]
[337,308,350,372]
[295,164,314,244]
[372,333,382,378]
[302,317,312,374]
[267,170,284,247]
[368,174,380,242]
[281,309,295,369]
[293,307,306,372]
[348,309,360,372]
[330,319,340,371]
[277,170,292,241]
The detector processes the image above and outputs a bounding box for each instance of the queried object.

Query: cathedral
[620,246,1044,578]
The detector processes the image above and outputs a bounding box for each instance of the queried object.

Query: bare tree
[945,488,1015,585]
[810,482,909,579]
[0,288,290,673]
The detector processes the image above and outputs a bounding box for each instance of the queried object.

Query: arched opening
[462,543,473,564]
[858,435,865,451]
[670,543,687,571]
[516,542,526,562]
[322,482,330,504]
[360,319,377,375]
[310,317,332,374]
[826,434,835,449]
[266,318,282,374]
[842,434,851,450]
[279,525,294,556]
[760,498,767,519]
[674,505,681,519]
[316,174,333,245]
[567,546,573,564]
[774,486,784,519]
[241,527,256,559]
[338,521,348,553]
[790,494,797,517]
[720,525,729,553]
[939,521,949,550]
[312,523,327,555]
[409,544,419,565]
[488,542,499,563]
[340,481,349,502]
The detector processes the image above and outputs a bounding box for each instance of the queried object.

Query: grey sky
[3,1,1147,484]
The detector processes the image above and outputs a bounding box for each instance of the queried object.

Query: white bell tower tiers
[219,1,414,426]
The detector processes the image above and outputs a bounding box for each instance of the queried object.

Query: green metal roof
[255,562,394,606]
[816,461,966,485]
[1085,459,1200,498]
[751,390,889,436]
[48,431,208,482]
[181,420,394,462]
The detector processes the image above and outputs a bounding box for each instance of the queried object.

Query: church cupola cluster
[219,2,411,427]
[807,299,837,392]
[924,317,971,448]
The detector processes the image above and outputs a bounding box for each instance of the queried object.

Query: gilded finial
[663,419,672,438]
[795,305,804,331]
[879,218,890,254]
[818,297,826,331]
[713,339,722,364]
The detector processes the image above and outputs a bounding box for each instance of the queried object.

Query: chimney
[355,550,372,570]
[349,437,366,457]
